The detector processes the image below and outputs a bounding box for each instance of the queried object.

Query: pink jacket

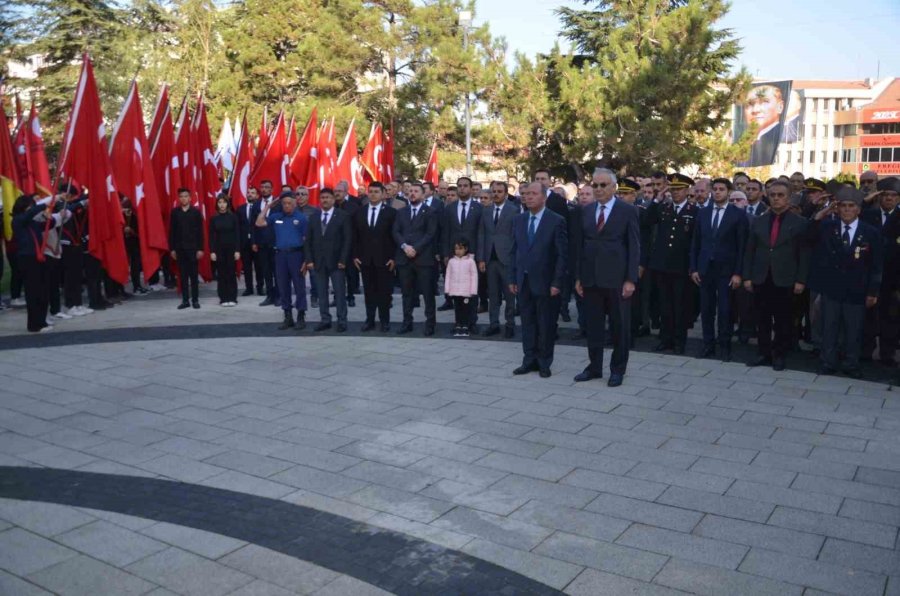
[444,254,479,297]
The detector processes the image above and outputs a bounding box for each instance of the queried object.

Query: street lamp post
[459,10,472,177]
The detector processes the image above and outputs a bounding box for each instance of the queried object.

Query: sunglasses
[591,182,610,188]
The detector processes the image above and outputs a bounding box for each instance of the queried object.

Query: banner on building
[734,80,795,167]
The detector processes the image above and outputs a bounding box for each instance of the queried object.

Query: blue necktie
[528,215,536,245]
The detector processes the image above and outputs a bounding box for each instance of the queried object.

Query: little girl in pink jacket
[444,238,479,337]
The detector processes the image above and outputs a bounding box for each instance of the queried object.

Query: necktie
[411,207,417,220]
[769,214,781,247]
[748,205,754,216]
[712,208,722,233]
[528,215,536,245]
[596,204,606,232]
[494,206,500,226]
[322,212,329,228]
[369,207,376,228]
[843,224,851,249]
[460,202,467,224]
[884,211,890,227]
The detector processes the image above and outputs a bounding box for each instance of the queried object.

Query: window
[833,151,838,163]
[821,151,827,163]
[809,150,816,163]
[894,148,900,162]
[834,125,842,139]
[786,151,792,163]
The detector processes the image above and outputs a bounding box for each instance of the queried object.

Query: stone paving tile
[616,524,748,569]
[694,515,824,557]
[126,547,255,596]
[739,548,886,596]
[27,554,156,596]
[463,538,583,591]
[476,451,574,482]
[227,579,296,596]
[55,520,168,567]
[535,531,668,582]
[0,528,79,576]
[0,498,96,537]
[792,473,900,506]
[725,479,843,514]
[654,558,804,596]
[768,506,898,548]
[689,456,796,487]
[657,486,775,523]
[365,512,473,551]
[220,544,339,593]
[562,468,668,500]
[627,462,734,494]
[268,464,370,498]
[564,568,688,596]
[346,485,454,523]
[818,538,900,576]
[343,460,439,493]
[510,500,631,542]
[139,523,247,559]
[490,474,598,509]
[0,569,54,595]
[432,506,553,550]
[585,493,703,532]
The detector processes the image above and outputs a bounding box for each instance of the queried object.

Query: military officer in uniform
[809,186,883,378]
[644,173,698,354]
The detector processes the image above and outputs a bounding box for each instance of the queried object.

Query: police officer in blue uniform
[809,186,883,378]
[256,191,309,330]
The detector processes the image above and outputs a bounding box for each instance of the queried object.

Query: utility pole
[459,10,472,177]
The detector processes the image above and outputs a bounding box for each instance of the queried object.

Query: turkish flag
[249,110,289,189]
[25,105,52,197]
[424,142,439,186]
[384,122,395,183]
[149,85,178,228]
[109,80,167,279]
[57,54,129,285]
[174,98,198,207]
[286,115,298,156]
[12,117,31,194]
[229,115,253,209]
[336,118,364,192]
[256,106,269,161]
[317,118,337,196]
[289,108,317,187]
[360,122,384,183]
[192,97,221,282]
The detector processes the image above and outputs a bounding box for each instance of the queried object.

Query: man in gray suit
[392,183,438,336]
[443,176,483,331]
[573,168,641,387]
[743,180,810,371]
[305,188,352,333]
[478,181,519,338]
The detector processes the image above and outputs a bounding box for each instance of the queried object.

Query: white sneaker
[54,311,73,320]
[39,325,53,333]
[10,298,25,307]
[45,317,55,326]
[66,307,85,317]
[151,283,166,291]
[78,306,94,315]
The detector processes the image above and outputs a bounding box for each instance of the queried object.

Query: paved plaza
[0,287,899,595]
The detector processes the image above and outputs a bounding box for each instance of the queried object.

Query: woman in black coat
[209,195,241,305]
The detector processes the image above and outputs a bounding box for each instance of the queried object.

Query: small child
[444,238,479,337]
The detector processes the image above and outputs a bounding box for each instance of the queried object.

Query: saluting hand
[622,281,635,299]
[170,251,177,260]
[574,280,583,298]
[729,275,741,290]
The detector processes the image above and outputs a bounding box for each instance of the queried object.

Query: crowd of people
[3,167,898,387]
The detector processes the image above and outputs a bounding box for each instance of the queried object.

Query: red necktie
[596,204,606,232]
[769,213,781,247]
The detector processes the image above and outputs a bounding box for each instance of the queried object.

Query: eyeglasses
[591,182,610,188]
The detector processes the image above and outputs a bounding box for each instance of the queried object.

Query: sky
[475,0,900,81]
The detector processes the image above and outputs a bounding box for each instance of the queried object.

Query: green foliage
[830,171,858,188]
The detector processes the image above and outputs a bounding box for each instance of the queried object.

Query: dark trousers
[559,273,572,317]
[399,264,436,326]
[821,296,865,371]
[46,257,61,315]
[214,247,238,303]
[148,252,175,286]
[638,274,652,330]
[346,265,360,298]
[519,277,558,370]
[240,241,257,292]
[655,270,690,347]
[452,296,472,328]
[275,249,306,312]
[486,258,515,329]
[61,245,84,307]
[584,286,630,375]
[360,264,393,324]
[20,254,49,332]
[84,253,103,307]
[176,250,199,303]
[259,245,277,300]
[316,267,347,324]
[127,242,142,291]
[736,286,756,340]
[7,245,23,299]
[755,277,793,359]
[864,288,898,362]
[700,263,734,348]
[308,271,318,300]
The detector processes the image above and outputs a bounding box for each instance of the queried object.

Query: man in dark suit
[478,181,519,338]
[573,169,641,387]
[305,188,352,333]
[509,182,567,378]
[392,183,438,336]
[743,180,810,371]
[736,179,768,344]
[335,180,360,307]
[352,182,397,332]
[861,177,899,367]
[250,180,279,306]
[644,173,698,354]
[423,182,447,306]
[690,178,748,362]
[534,168,572,322]
[237,187,261,296]
[442,176,482,331]
[809,187,883,378]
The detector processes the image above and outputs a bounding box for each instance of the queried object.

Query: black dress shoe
[817,364,837,375]
[192,301,201,309]
[259,298,273,306]
[570,330,586,340]
[843,368,863,379]
[721,349,732,363]
[574,370,602,382]
[177,302,190,310]
[513,363,538,375]
[361,321,375,332]
[747,355,772,367]
[438,302,453,311]
[539,368,551,378]
[242,289,254,296]
[637,326,651,337]
[654,342,673,352]
[879,359,897,368]
[607,373,624,387]
[772,357,786,371]
[336,323,347,333]
[310,297,319,309]
[380,323,391,333]
[504,327,515,339]
[698,346,716,359]
[482,326,500,337]
[396,323,413,335]
[295,313,307,330]
[673,345,685,355]
[423,326,435,337]
[278,315,295,330]
[314,322,332,332]
[560,311,572,323]
[347,296,356,307]
[738,334,750,345]
[256,289,265,296]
